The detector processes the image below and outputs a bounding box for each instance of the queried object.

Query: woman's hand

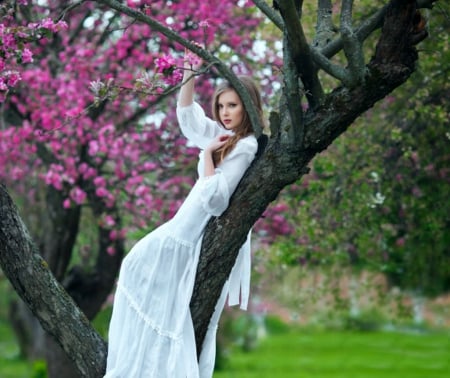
[183,43,203,72]
[205,134,230,154]
[203,135,230,177]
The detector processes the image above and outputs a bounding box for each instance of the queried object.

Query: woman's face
[217,89,244,131]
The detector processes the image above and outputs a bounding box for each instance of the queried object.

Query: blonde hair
[211,76,264,165]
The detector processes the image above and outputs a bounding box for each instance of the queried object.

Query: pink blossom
[70,187,87,204]
[107,246,116,256]
[110,230,118,240]
[104,215,116,227]
[88,140,99,155]
[22,48,33,63]
[82,167,97,180]
[40,18,55,30]
[12,133,21,144]
[2,34,16,50]
[395,237,405,247]
[44,169,63,190]
[142,161,157,171]
[94,176,106,187]
[65,107,81,118]
[7,72,21,87]
[184,51,201,67]
[96,187,109,198]
[161,69,182,85]
[135,185,149,196]
[155,54,176,75]
[39,18,67,33]
[0,78,7,91]
[63,198,72,209]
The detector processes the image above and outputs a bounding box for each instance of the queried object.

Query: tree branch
[276,0,324,107]
[252,0,284,30]
[320,0,436,60]
[280,34,304,145]
[58,0,86,22]
[309,47,351,83]
[313,0,336,49]
[340,0,366,86]
[311,0,434,84]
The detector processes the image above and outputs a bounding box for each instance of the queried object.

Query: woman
[104,50,264,378]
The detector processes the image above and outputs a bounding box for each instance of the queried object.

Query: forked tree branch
[276,0,324,107]
[340,0,366,86]
[252,0,284,30]
[320,0,436,59]
[313,0,335,49]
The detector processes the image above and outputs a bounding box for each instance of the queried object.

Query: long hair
[211,76,264,165]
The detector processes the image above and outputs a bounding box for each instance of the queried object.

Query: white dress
[104,101,258,378]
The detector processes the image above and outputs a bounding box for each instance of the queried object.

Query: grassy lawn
[214,328,449,378]
[0,317,34,378]
[1,275,448,378]
[1,319,449,378]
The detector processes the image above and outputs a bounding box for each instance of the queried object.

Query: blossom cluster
[0,0,277,253]
[154,54,183,85]
[0,16,67,100]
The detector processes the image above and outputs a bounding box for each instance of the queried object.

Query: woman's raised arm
[179,48,203,107]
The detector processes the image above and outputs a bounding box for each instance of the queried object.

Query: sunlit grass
[214,328,450,378]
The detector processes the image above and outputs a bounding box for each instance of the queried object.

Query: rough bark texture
[0,0,437,376]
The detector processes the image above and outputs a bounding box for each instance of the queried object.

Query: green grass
[0,318,34,378]
[1,278,448,378]
[1,322,449,378]
[214,329,450,378]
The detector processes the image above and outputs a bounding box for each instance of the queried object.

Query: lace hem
[117,283,183,342]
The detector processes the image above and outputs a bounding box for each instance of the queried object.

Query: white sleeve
[198,136,258,216]
[176,102,224,149]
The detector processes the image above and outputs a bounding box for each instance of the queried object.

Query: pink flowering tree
[0,0,442,376]
[0,0,279,376]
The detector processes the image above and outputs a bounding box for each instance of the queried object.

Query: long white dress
[104,101,258,378]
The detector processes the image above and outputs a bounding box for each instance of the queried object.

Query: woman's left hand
[205,134,230,154]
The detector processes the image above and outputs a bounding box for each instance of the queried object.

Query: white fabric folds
[104,101,257,378]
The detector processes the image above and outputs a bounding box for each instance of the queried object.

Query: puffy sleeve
[176,101,225,149]
[198,136,258,217]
